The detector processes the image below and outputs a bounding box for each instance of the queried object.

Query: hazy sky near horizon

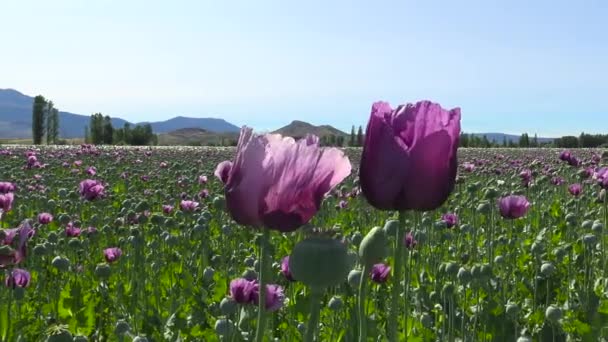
[1,0,607,136]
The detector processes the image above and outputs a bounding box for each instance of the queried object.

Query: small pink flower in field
[0,221,33,267]
[65,222,81,237]
[160,161,168,168]
[141,175,149,182]
[198,175,208,185]
[27,155,37,166]
[86,166,97,176]
[253,284,285,312]
[403,232,417,249]
[0,182,16,193]
[442,213,458,228]
[38,213,53,224]
[568,183,582,197]
[33,174,42,180]
[162,205,174,214]
[104,247,122,263]
[145,151,152,157]
[180,200,199,212]
[74,160,82,167]
[463,162,475,172]
[280,256,295,282]
[61,162,69,168]
[551,177,564,186]
[199,189,209,199]
[370,263,391,283]
[135,159,143,164]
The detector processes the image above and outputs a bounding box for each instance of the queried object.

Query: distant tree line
[555,133,608,148]
[86,113,157,145]
[31,95,60,145]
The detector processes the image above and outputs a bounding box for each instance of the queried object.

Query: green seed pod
[445,262,459,277]
[220,297,238,315]
[583,234,597,246]
[114,320,131,335]
[358,227,388,267]
[545,305,562,322]
[242,269,257,281]
[565,213,577,225]
[592,221,604,233]
[457,267,472,284]
[484,187,498,199]
[506,303,520,317]
[135,201,150,212]
[581,220,593,229]
[441,283,455,298]
[517,336,533,342]
[347,269,362,288]
[215,319,235,337]
[57,188,68,198]
[95,263,111,279]
[67,238,81,250]
[52,256,70,272]
[213,196,226,210]
[420,313,433,329]
[476,202,491,214]
[45,328,73,342]
[290,237,350,289]
[297,323,306,334]
[382,220,399,237]
[13,287,25,300]
[480,264,492,279]
[494,255,505,265]
[203,267,215,282]
[531,242,544,255]
[73,336,88,342]
[138,214,148,224]
[540,262,555,277]
[150,214,164,225]
[328,296,343,311]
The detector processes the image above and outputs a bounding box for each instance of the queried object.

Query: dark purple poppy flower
[370,263,391,283]
[86,166,97,176]
[79,179,105,201]
[498,195,530,219]
[280,256,294,282]
[568,156,580,167]
[568,183,582,197]
[551,177,564,186]
[198,175,208,185]
[229,278,258,304]
[103,247,122,263]
[214,161,233,184]
[5,268,31,288]
[162,205,174,214]
[0,193,14,212]
[403,232,417,249]
[442,213,458,228]
[0,182,16,194]
[559,150,571,162]
[221,127,351,232]
[38,213,53,225]
[359,101,461,211]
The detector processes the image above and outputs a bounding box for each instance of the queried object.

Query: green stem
[254,228,270,342]
[304,288,323,342]
[388,211,407,342]
[358,264,369,342]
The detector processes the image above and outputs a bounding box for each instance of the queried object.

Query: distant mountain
[472,133,554,144]
[0,89,240,138]
[273,120,348,139]
[158,127,238,146]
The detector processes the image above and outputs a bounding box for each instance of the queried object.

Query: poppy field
[2,130,608,340]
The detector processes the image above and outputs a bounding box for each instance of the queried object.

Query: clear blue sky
[1,0,607,136]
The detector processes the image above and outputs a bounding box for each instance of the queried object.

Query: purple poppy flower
[198,175,208,185]
[79,179,105,201]
[370,263,391,283]
[0,182,16,194]
[280,256,295,282]
[498,195,530,219]
[551,177,564,186]
[229,278,258,304]
[5,268,31,288]
[180,200,199,212]
[65,222,81,237]
[86,166,97,176]
[160,162,168,168]
[214,161,233,184]
[403,232,417,249]
[220,127,351,232]
[462,162,475,172]
[359,101,461,211]
[0,221,33,267]
[104,247,122,263]
[253,284,285,312]
[0,193,14,212]
[337,200,348,210]
[559,150,571,162]
[162,205,174,214]
[442,213,458,228]
[568,183,582,197]
[38,212,53,225]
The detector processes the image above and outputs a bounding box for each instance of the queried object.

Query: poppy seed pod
[358,226,388,266]
[360,101,461,211]
[289,237,350,289]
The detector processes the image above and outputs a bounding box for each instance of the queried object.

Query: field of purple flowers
[1,103,608,341]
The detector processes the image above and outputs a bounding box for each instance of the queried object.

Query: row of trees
[85,114,157,145]
[32,95,60,145]
[555,133,608,148]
